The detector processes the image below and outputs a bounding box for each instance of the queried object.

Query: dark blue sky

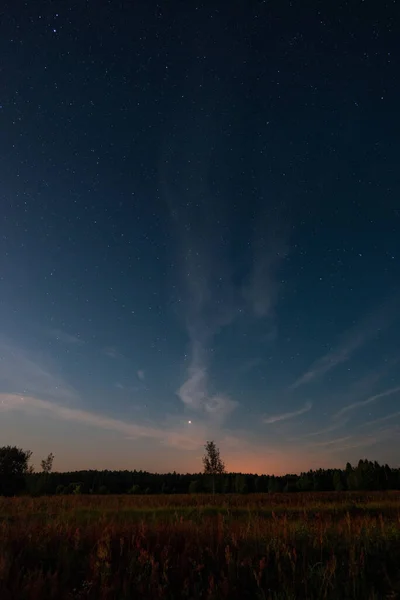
[1,0,399,473]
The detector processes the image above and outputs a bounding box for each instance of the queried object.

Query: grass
[0,492,400,599]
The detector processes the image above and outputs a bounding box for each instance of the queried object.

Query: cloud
[264,401,312,424]
[163,423,210,451]
[137,370,145,381]
[358,411,400,429]
[237,357,264,375]
[48,329,84,345]
[300,419,348,438]
[0,392,225,454]
[169,210,288,427]
[307,425,400,454]
[161,123,290,434]
[290,297,398,390]
[0,337,77,403]
[0,385,334,470]
[177,356,238,423]
[243,225,289,318]
[311,435,353,447]
[0,392,161,441]
[0,338,215,455]
[115,381,145,394]
[299,364,400,434]
[166,180,241,425]
[308,433,379,452]
[103,346,122,359]
[333,385,400,420]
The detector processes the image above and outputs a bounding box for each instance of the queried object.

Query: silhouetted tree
[203,441,225,494]
[40,453,54,474]
[0,446,32,496]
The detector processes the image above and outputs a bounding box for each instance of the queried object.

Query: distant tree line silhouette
[1,445,400,496]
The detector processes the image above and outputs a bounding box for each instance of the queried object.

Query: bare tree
[202,441,225,494]
[40,453,54,474]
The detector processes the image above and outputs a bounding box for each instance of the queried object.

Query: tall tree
[202,441,225,494]
[41,453,54,474]
[0,446,32,496]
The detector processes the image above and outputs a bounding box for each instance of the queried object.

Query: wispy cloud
[309,434,379,452]
[334,385,400,420]
[1,389,227,454]
[358,411,400,429]
[103,346,122,359]
[308,425,400,454]
[137,370,145,381]
[177,343,238,423]
[115,381,145,394]
[243,223,289,318]
[166,172,241,425]
[290,297,398,390]
[161,120,290,435]
[0,393,162,440]
[48,328,84,345]
[264,401,312,424]
[0,337,215,454]
[237,357,264,375]
[168,207,289,427]
[300,419,348,438]
[0,337,77,403]
[311,435,353,447]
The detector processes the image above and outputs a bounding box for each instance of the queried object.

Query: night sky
[1,1,399,474]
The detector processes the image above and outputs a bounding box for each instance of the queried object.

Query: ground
[1,492,400,599]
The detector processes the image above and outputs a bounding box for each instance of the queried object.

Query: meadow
[1,492,400,599]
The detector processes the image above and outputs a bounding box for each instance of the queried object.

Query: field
[1,492,400,599]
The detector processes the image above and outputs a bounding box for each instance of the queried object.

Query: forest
[25,460,400,496]
[1,445,399,496]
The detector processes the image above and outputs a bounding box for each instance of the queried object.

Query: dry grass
[1,492,400,599]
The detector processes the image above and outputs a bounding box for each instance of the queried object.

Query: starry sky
[1,0,399,474]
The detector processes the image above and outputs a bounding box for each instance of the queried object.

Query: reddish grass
[1,493,400,599]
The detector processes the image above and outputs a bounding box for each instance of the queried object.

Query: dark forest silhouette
[1,444,399,496]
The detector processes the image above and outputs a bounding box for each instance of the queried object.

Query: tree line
[1,442,400,497]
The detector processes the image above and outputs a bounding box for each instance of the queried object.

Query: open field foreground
[1,492,400,599]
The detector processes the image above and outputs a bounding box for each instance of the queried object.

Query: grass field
[1,492,400,599]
